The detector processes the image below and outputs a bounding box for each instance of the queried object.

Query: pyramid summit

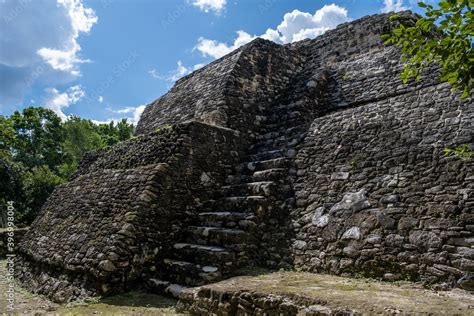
[15,11,473,304]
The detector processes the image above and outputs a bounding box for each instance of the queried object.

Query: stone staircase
[148,97,312,297]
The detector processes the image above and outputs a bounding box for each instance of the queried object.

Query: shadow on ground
[57,291,183,315]
[0,259,183,316]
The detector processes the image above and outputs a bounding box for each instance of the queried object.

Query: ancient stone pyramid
[16,11,473,303]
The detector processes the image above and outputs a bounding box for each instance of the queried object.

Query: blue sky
[0,0,428,124]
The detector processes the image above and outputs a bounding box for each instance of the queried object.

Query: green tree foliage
[21,166,64,223]
[382,0,473,98]
[116,119,135,142]
[443,144,474,160]
[0,108,135,225]
[0,115,27,222]
[0,115,15,157]
[9,107,65,170]
[61,116,103,177]
[383,1,473,161]
[97,119,134,146]
[0,156,25,214]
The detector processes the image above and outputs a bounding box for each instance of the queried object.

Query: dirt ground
[0,260,184,315]
[2,259,473,315]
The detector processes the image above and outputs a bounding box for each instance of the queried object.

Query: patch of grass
[57,291,182,315]
[155,124,173,134]
[342,72,353,81]
[331,281,360,292]
[0,266,182,316]
[443,144,473,161]
[349,159,358,169]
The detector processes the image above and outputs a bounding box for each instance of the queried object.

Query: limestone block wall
[294,11,418,66]
[293,11,436,114]
[223,39,305,137]
[320,46,439,111]
[136,39,305,139]
[16,164,170,302]
[74,121,241,186]
[135,50,242,134]
[72,124,187,178]
[292,83,474,289]
[15,121,244,302]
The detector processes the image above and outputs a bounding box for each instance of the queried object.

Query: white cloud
[196,30,256,59]
[192,63,206,71]
[381,0,408,13]
[37,0,98,75]
[0,0,97,106]
[191,0,226,14]
[132,105,146,124]
[99,104,146,125]
[37,42,88,76]
[149,61,207,82]
[44,84,85,120]
[115,106,136,114]
[195,4,350,59]
[148,69,161,79]
[260,28,281,42]
[98,96,103,103]
[195,38,233,59]
[278,5,349,43]
[90,119,110,125]
[168,61,192,81]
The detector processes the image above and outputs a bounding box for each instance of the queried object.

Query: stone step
[237,157,291,173]
[263,118,308,132]
[159,259,222,287]
[185,226,248,247]
[234,168,293,183]
[225,168,289,185]
[276,100,307,111]
[264,111,304,124]
[220,181,277,197]
[172,243,236,266]
[248,136,303,153]
[255,102,305,121]
[252,168,289,182]
[221,181,292,197]
[255,126,304,141]
[197,212,257,229]
[244,148,297,162]
[203,196,269,213]
[147,278,188,298]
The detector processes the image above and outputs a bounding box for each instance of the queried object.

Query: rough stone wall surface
[135,50,241,134]
[293,11,419,65]
[74,121,241,182]
[177,287,317,315]
[16,122,243,302]
[319,46,439,112]
[292,83,473,288]
[72,125,187,178]
[16,164,169,302]
[222,39,305,137]
[136,38,305,140]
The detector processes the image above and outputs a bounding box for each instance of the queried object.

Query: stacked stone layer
[293,83,473,288]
